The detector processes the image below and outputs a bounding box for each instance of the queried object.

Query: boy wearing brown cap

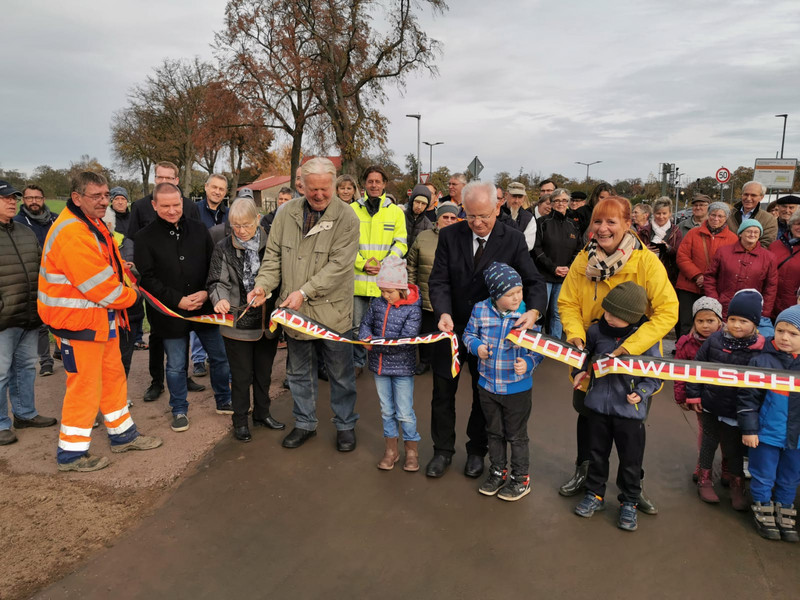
[570,281,661,531]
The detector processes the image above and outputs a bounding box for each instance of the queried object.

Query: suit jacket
[428,220,547,329]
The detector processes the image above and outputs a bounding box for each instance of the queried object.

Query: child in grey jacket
[571,282,661,532]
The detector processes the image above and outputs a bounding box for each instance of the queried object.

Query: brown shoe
[57,454,110,473]
[111,434,163,453]
[697,469,719,503]
[403,440,420,472]
[13,414,57,428]
[377,437,399,470]
[729,476,749,511]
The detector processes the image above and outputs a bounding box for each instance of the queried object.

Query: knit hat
[410,184,431,206]
[436,201,460,219]
[738,218,763,236]
[776,305,800,332]
[601,281,649,325]
[484,262,522,301]
[692,296,723,321]
[727,288,763,325]
[109,186,129,201]
[707,201,730,217]
[376,255,408,290]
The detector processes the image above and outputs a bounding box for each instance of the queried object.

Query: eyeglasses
[465,213,495,222]
[82,192,111,201]
[23,196,44,201]
[553,199,569,204]
[231,222,257,230]
[155,175,177,182]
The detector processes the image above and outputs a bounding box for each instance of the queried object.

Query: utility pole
[406,114,421,183]
[575,160,601,182]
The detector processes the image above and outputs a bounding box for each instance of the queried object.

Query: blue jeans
[286,336,358,431]
[163,328,231,415]
[0,327,39,430]
[373,374,420,441]
[545,282,563,339]
[352,296,370,368]
[749,442,800,505]
[190,331,208,366]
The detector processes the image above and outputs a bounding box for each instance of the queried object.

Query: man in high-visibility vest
[39,171,162,472]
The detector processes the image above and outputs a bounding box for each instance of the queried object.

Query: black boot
[558,460,589,497]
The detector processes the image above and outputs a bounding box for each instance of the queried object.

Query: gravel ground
[0,337,289,600]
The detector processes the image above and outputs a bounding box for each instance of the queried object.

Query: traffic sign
[715,167,730,184]
[468,156,484,179]
[420,173,430,184]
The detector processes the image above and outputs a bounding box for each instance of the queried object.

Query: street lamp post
[575,160,602,182]
[422,141,444,178]
[406,114,421,183]
[776,114,788,158]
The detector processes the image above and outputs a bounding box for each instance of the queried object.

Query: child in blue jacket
[738,305,800,542]
[463,262,542,502]
[571,282,661,532]
[359,255,422,472]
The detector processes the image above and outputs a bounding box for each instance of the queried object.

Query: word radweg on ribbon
[506,327,800,393]
[269,308,461,377]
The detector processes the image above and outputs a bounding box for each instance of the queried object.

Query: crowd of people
[2,159,800,539]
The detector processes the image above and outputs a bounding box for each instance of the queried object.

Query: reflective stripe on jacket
[352,195,408,297]
[38,201,137,341]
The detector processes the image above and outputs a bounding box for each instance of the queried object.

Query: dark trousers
[431,339,486,457]
[148,332,165,386]
[699,412,744,475]
[418,310,436,366]
[119,327,135,377]
[479,387,531,477]
[38,324,53,368]
[224,335,279,427]
[573,389,592,464]
[676,289,702,341]
[585,410,646,504]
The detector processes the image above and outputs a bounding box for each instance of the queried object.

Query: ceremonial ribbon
[506,328,800,393]
[269,308,461,377]
[139,287,234,327]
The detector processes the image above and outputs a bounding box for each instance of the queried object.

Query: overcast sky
[3,0,799,186]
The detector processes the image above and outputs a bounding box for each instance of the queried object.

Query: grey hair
[634,203,653,217]
[462,180,499,209]
[301,157,337,181]
[228,197,259,224]
[206,173,228,186]
[547,188,571,202]
[743,180,767,195]
[789,210,800,227]
[450,173,467,184]
[653,197,673,213]
[707,201,731,218]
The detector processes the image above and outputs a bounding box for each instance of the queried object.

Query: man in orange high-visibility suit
[39,171,162,472]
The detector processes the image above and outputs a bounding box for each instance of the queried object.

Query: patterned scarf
[722,327,758,351]
[236,229,262,293]
[585,232,639,282]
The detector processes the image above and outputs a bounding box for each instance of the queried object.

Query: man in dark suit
[427,180,547,479]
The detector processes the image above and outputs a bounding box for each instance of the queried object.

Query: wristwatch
[299,289,308,301]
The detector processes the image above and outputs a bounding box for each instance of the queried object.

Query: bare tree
[111,104,161,191]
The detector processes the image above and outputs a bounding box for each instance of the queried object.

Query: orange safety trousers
[56,335,138,464]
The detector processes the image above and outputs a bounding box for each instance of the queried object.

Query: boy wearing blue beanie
[739,305,800,542]
[463,262,543,501]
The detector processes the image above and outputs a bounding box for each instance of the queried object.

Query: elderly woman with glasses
[207,197,285,442]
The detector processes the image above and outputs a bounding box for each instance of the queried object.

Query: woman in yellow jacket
[557,196,678,512]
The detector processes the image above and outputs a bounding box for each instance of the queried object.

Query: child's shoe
[729,476,749,511]
[498,474,530,502]
[377,437,399,470]
[697,469,719,503]
[478,468,507,496]
[775,503,799,542]
[403,440,419,472]
[617,502,638,531]
[751,501,781,540]
[574,492,605,518]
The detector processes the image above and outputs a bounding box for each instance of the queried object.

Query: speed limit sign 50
[715,167,731,184]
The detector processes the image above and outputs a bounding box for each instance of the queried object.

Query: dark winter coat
[207,228,279,342]
[404,204,433,249]
[110,208,131,237]
[576,321,661,420]
[703,240,778,318]
[260,209,277,236]
[686,329,766,420]
[738,339,800,449]
[134,216,216,339]
[0,220,42,331]
[196,198,229,229]
[673,332,708,404]
[532,210,581,283]
[768,233,800,318]
[358,284,422,377]
[13,205,57,247]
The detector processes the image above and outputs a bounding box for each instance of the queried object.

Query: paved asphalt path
[37,357,800,599]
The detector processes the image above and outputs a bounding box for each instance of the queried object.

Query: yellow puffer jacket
[352,195,408,297]
[558,244,678,355]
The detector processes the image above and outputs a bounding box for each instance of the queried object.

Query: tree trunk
[290,131,303,194]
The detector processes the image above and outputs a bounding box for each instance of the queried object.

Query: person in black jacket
[532,188,581,338]
[134,183,232,433]
[0,180,57,445]
[426,180,547,479]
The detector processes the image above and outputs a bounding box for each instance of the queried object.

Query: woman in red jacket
[768,210,800,318]
[675,202,738,338]
[703,219,778,321]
